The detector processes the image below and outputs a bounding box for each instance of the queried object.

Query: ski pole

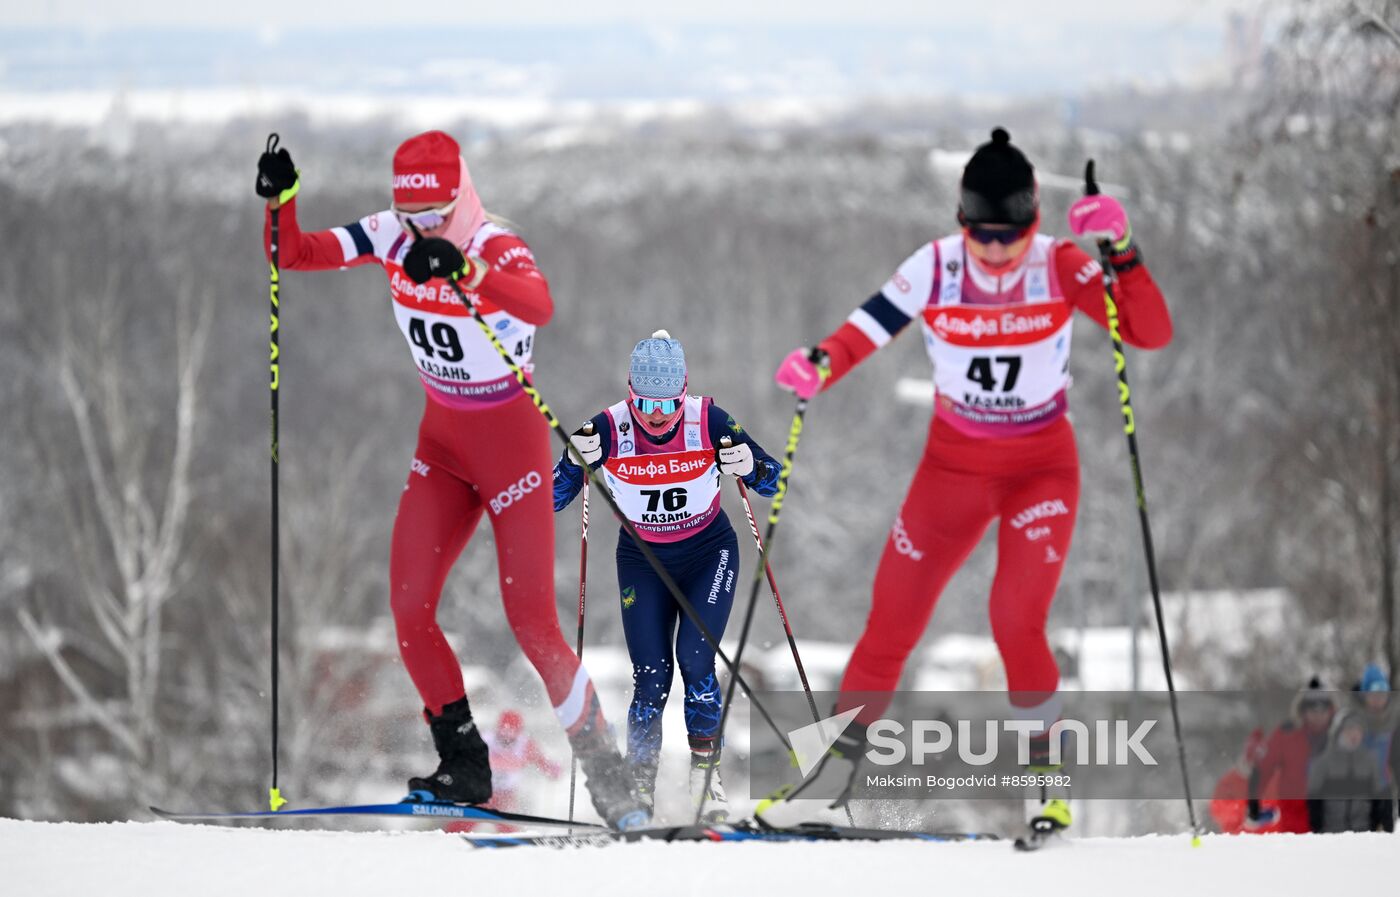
[1085,160,1199,841]
[266,132,287,813]
[567,423,593,826]
[722,437,821,724]
[697,374,852,824]
[406,224,794,751]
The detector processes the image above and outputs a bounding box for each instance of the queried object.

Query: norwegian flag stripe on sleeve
[848,293,908,347]
[332,220,375,262]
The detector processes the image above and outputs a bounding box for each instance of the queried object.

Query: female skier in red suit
[759,129,1173,833]
[257,130,643,829]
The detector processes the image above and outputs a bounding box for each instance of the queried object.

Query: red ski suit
[815,233,1172,724]
[265,199,597,728]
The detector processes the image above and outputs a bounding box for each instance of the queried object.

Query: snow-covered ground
[2,818,1394,897]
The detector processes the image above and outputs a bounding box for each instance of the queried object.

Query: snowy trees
[6,187,210,811]
[1,12,1397,820]
[1238,0,1400,679]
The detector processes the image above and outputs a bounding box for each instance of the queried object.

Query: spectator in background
[1211,727,1283,834]
[1248,677,1336,833]
[486,708,564,813]
[449,709,563,834]
[1307,709,1389,833]
[1353,663,1399,831]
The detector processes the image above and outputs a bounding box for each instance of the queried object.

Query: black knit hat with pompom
[959,127,1038,226]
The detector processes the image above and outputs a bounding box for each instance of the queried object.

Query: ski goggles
[393,197,459,231]
[632,396,680,415]
[964,223,1032,245]
[629,388,683,415]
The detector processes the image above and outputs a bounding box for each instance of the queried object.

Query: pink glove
[774,348,825,399]
[1067,194,1132,250]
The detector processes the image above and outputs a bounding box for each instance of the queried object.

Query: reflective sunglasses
[631,395,680,415]
[393,197,459,231]
[965,224,1031,246]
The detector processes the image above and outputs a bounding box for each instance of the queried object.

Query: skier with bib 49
[256,131,646,830]
[554,331,781,822]
[758,128,1173,834]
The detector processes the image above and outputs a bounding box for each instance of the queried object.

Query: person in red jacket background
[1248,678,1337,833]
[758,128,1173,834]
[449,710,564,834]
[255,131,644,829]
[1211,728,1284,834]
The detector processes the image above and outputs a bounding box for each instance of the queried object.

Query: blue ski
[150,799,605,830]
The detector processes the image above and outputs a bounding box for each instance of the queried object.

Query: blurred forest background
[1,0,1397,831]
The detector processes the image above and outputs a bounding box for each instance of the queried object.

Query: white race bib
[386,222,537,407]
[921,234,1074,433]
[602,396,721,541]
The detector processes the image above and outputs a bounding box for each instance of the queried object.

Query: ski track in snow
[1,819,1395,897]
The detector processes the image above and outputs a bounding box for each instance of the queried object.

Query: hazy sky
[10,0,1249,28]
[0,0,1268,111]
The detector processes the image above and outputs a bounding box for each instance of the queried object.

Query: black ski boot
[407,696,492,804]
[570,696,650,830]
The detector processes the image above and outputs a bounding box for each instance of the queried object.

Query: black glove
[403,237,467,285]
[256,135,298,200]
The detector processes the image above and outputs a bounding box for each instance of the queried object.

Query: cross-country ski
[148,799,605,830]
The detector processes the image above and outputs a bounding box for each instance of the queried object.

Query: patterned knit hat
[629,330,687,399]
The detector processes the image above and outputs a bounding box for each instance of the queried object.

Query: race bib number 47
[924,302,1073,412]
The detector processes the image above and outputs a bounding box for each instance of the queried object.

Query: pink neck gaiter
[441,156,487,250]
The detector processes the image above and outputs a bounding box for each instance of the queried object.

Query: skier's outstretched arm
[262,196,389,272]
[257,144,386,273]
[774,243,930,397]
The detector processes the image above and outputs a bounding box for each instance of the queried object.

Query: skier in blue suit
[554,330,780,822]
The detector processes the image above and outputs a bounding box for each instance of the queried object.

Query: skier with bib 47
[554,331,781,822]
[256,131,646,830]
[758,128,1173,834]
